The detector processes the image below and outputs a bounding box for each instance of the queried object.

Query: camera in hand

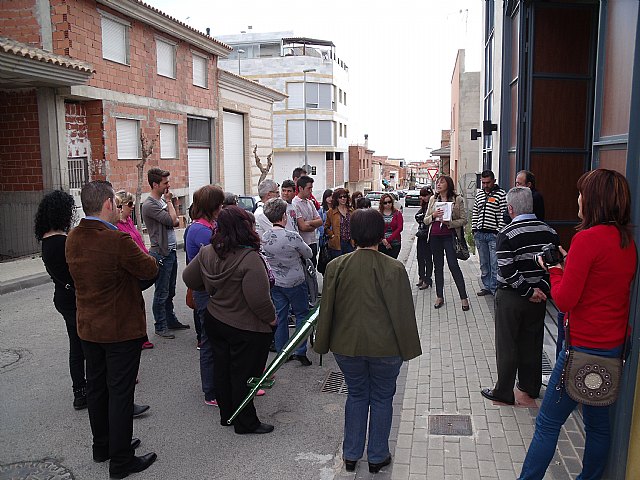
[536,243,563,267]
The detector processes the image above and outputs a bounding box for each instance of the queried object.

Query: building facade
[217,31,349,191]
[480,1,640,476]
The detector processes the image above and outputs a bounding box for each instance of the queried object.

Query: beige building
[217,70,286,196]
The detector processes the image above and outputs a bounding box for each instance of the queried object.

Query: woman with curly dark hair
[34,190,87,410]
[183,206,276,434]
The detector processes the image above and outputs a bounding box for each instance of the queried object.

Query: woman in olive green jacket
[314,208,421,474]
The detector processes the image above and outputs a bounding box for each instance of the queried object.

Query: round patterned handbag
[560,317,626,407]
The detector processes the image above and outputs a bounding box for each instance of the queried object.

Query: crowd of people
[33,165,636,479]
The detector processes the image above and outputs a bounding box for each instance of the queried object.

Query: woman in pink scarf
[115,190,154,349]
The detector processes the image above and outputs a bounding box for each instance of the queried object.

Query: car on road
[365,191,403,211]
[404,190,422,207]
[237,195,260,213]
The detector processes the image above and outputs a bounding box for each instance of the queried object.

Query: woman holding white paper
[423,175,470,311]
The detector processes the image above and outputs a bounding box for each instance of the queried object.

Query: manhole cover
[429,415,473,436]
[321,371,349,394]
[0,349,21,369]
[0,460,74,479]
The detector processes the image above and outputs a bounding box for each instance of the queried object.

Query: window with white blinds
[288,83,334,110]
[101,15,129,64]
[116,119,139,159]
[192,54,207,88]
[157,39,176,78]
[287,120,334,146]
[160,123,178,159]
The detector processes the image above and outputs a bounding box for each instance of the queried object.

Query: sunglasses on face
[339,195,348,199]
[117,201,134,209]
[382,201,393,205]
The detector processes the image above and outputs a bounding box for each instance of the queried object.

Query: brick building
[0,0,287,258]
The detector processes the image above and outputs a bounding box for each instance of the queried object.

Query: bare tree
[253,145,273,188]
[134,132,158,233]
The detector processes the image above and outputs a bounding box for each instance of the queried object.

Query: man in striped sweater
[472,170,507,296]
[481,186,560,405]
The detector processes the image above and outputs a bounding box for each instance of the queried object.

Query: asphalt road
[0,206,420,480]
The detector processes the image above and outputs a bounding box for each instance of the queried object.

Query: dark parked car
[404,190,421,207]
[237,195,260,213]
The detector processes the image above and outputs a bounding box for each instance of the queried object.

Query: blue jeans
[334,354,403,463]
[194,290,215,401]
[150,250,180,332]
[329,240,354,259]
[519,346,621,480]
[474,232,498,293]
[272,283,309,356]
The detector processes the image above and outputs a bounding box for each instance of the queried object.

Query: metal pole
[302,68,315,173]
[237,49,245,75]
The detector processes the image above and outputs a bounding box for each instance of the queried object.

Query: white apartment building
[217,31,349,192]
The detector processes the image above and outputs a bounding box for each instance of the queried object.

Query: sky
[147,0,482,162]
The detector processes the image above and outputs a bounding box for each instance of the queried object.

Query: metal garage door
[188,147,210,203]
[223,111,245,194]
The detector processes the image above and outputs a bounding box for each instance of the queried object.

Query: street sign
[427,168,439,180]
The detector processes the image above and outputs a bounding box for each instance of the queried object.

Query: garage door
[188,147,210,203]
[223,111,245,194]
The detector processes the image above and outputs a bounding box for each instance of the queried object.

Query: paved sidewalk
[388,241,585,480]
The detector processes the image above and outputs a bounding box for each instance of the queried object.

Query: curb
[0,272,51,296]
[0,240,185,295]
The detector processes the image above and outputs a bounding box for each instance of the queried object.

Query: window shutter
[305,83,319,108]
[192,55,207,87]
[160,123,178,159]
[319,84,332,109]
[101,17,128,64]
[318,121,332,146]
[116,119,139,159]
[157,40,175,78]
[306,120,319,145]
[288,83,303,109]
[287,120,304,146]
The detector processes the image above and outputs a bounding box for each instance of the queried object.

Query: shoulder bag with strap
[559,315,627,407]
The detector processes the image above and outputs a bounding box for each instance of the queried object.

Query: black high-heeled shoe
[461,299,470,311]
[344,459,357,472]
[434,299,445,309]
[368,456,392,473]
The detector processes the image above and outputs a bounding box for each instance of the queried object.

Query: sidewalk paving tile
[389,239,585,480]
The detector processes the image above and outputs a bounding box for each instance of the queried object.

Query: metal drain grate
[542,351,553,375]
[429,415,473,436]
[321,371,349,394]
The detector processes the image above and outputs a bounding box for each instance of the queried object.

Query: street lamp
[302,68,316,173]
[237,49,245,75]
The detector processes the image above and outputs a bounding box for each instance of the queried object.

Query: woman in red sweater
[519,169,637,480]
[378,193,403,259]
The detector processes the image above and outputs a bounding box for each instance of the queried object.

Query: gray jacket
[141,197,174,256]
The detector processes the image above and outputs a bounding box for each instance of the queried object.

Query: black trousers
[57,305,86,391]
[378,243,401,259]
[204,310,272,434]
[81,337,143,470]
[493,289,546,402]
[430,234,468,299]
[416,237,433,284]
[309,242,318,267]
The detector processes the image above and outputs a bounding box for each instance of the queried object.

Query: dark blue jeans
[519,346,621,479]
[150,250,179,332]
[334,354,403,463]
[329,240,354,259]
[416,237,433,285]
[194,290,215,401]
[272,283,309,355]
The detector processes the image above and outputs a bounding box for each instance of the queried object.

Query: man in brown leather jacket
[66,181,158,479]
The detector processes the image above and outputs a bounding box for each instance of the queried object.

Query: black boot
[73,386,87,410]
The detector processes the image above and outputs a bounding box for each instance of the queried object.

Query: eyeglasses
[382,201,393,205]
[339,195,349,199]
[117,201,134,209]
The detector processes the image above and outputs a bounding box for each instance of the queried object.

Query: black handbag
[453,227,470,261]
[317,242,331,275]
[560,316,626,407]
